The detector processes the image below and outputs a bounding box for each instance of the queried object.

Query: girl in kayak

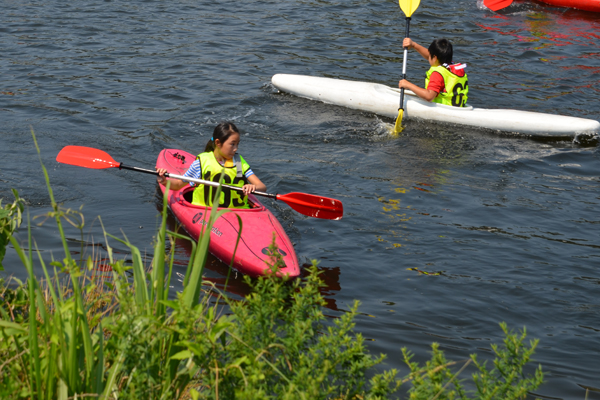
[156,121,266,208]
[398,38,468,107]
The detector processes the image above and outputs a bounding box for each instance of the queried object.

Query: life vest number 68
[452,81,468,107]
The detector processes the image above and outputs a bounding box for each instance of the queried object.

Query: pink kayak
[156,148,300,278]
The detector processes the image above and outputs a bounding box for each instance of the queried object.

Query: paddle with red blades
[483,0,513,11]
[56,145,343,220]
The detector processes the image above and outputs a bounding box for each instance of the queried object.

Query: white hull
[271,74,600,137]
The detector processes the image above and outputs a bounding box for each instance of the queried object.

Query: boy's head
[428,39,453,65]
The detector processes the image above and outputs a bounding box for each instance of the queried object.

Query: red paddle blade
[483,0,513,11]
[56,146,121,169]
[277,192,343,220]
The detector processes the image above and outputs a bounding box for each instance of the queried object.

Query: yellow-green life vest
[425,64,469,107]
[192,152,251,208]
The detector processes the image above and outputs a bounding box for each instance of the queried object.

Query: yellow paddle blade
[399,0,421,17]
[394,109,404,134]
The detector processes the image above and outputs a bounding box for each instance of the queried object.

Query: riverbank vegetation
[0,133,544,399]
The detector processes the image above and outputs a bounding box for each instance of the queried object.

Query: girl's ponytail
[204,137,215,153]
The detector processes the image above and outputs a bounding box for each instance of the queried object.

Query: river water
[2,0,600,398]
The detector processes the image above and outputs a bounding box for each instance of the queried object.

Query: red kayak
[156,148,300,278]
[538,0,600,11]
[485,0,600,12]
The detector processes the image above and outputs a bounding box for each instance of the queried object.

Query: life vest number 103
[203,170,246,207]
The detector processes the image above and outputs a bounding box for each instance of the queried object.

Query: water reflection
[156,192,343,309]
[478,5,600,48]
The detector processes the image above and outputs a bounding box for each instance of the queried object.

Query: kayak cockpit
[179,186,261,210]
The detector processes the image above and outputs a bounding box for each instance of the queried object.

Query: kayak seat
[182,187,194,203]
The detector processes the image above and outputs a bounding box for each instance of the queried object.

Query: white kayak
[271,74,600,137]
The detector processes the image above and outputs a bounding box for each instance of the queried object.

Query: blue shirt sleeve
[183,159,201,186]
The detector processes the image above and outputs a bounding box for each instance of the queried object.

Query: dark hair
[428,39,453,65]
[204,121,240,152]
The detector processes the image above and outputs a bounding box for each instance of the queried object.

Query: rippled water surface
[2,0,600,398]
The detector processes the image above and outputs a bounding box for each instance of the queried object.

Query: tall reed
[0,129,237,399]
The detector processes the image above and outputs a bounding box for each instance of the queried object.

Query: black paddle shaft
[399,17,412,111]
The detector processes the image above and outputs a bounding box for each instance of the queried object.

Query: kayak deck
[157,149,300,278]
[271,73,600,137]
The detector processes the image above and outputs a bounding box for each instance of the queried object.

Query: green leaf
[0,320,27,334]
[170,350,193,360]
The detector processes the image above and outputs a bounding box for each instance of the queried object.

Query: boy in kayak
[398,38,468,107]
[156,121,266,208]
